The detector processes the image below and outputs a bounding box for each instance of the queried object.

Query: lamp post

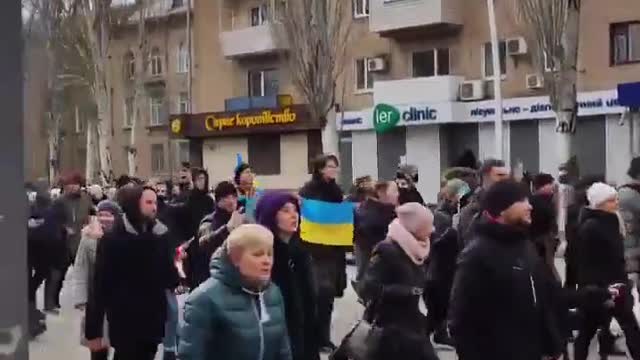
[487,0,504,160]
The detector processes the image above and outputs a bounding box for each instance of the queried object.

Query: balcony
[373,76,464,104]
[369,0,463,38]
[220,23,287,59]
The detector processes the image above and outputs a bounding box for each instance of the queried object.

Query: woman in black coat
[85,186,179,360]
[298,154,347,352]
[357,203,439,360]
[256,191,321,360]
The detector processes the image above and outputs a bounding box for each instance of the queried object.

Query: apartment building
[108,0,191,180]
[336,0,640,202]
[173,0,323,190]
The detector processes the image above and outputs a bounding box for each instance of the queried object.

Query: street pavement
[30,262,629,360]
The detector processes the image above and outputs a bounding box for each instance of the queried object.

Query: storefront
[338,89,628,203]
[170,104,322,190]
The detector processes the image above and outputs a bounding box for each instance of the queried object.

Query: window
[124,97,134,128]
[178,92,189,113]
[353,0,369,18]
[483,41,507,78]
[250,5,268,26]
[171,0,184,8]
[611,22,640,65]
[74,106,83,133]
[248,134,280,175]
[150,47,163,76]
[149,96,164,126]
[125,51,135,79]
[177,42,189,73]
[176,140,190,165]
[355,58,374,91]
[412,48,450,77]
[151,144,165,173]
[248,69,279,97]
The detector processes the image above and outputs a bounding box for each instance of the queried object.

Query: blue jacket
[179,248,292,360]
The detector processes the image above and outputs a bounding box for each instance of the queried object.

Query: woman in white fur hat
[574,182,640,360]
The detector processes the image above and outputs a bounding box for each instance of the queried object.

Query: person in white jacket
[73,200,121,360]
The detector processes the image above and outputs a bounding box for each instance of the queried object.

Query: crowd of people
[25,154,640,360]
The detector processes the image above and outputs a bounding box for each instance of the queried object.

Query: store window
[150,47,163,76]
[250,5,269,26]
[151,144,165,173]
[483,41,507,78]
[248,134,281,175]
[248,69,279,97]
[412,48,450,77]
[149,95,164,126]
[611,22,640,65]
[355,58,374,91]
[175,140,190,165]
[353,0,369,18]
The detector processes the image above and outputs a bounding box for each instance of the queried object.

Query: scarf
[387,219,430,265]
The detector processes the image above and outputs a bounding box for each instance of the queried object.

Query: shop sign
[205,108,297,131]
[373,103,400,133]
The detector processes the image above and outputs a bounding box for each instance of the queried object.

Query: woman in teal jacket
[179,224,292,360]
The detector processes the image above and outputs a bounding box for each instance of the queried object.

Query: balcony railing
[369,0,463,37]
[220,22,287,59]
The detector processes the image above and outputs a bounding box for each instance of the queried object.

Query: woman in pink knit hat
[354,202,439,360]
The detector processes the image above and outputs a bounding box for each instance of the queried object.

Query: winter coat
[618,184,640,273]
[424,227,460,327]
[72,226,102,307]
[357,240,437,360]
[179,249,292,360]
[298,177,348,298]
[576,208,628,289]
[354,199,396,253]
[179,190,215,288]
[448,218,562,360]
[185,207,232,289]
[398,187,425,206]
[272,234,320,360]
[456,189,484,247]
[85,215,179,349]
[529,193,559,279]
[54,193,94,259]
[33,201,70,271]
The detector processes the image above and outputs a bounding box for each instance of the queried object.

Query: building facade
[336,0,640,202]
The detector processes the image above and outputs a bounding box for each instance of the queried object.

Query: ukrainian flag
[300,198,355,247]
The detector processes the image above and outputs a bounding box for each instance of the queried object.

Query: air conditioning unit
[367,57,388,72]
[507,37,528,56]
[526,74,544,89]
[459,80,486,101]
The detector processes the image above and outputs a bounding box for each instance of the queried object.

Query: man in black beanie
[449,180,562,360]
[529,173,560,280]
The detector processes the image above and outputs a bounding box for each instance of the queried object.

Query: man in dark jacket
[529,173,559,280]
[449,180,562,360]
[85,186,179,360]
[574,182,640,360]
[299,154,347,353]
[457,159,510,247]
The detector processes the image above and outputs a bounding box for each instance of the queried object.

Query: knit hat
[628,157,640,179]
[482,180,528,217]
[255,191,299,233]
[586,182,617,209]
[214,181,238,201]
[96,200,122,218]
[395,202,433,235]
[234,163,251,185]
[533,173,555,190]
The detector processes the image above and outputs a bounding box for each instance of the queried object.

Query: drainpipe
[487,0,504,160]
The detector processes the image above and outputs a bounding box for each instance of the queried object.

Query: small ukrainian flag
[300,198,355,247]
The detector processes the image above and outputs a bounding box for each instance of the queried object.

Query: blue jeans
[163,290,179,353]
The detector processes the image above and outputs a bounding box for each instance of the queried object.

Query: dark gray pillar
[0,1,28,359]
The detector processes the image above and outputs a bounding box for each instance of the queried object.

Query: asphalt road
[29,262,630,360]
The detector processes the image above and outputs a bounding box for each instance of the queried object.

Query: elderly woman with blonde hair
[179,224,292,360]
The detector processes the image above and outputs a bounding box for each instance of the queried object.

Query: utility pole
[487,0,504,160]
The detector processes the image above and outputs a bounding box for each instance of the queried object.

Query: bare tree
[513,0,581,168]
[277,0,352,156]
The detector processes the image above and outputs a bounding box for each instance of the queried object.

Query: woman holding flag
[299,154,352,353]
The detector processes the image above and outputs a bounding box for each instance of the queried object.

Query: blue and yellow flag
[300,198,355,247]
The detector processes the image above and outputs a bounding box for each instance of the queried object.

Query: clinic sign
[373,103,441,133]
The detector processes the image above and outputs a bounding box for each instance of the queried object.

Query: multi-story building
[336,0,640,201]
[175,0,323,190]
[108,0,191,180]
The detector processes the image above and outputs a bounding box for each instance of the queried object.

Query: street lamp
[487,0,504,160]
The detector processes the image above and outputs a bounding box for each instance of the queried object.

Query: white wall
[203,137,248,187]
[539,119,560,175]
[352,131,379,180]
[606,114,633,186]
[406,126,440,204]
